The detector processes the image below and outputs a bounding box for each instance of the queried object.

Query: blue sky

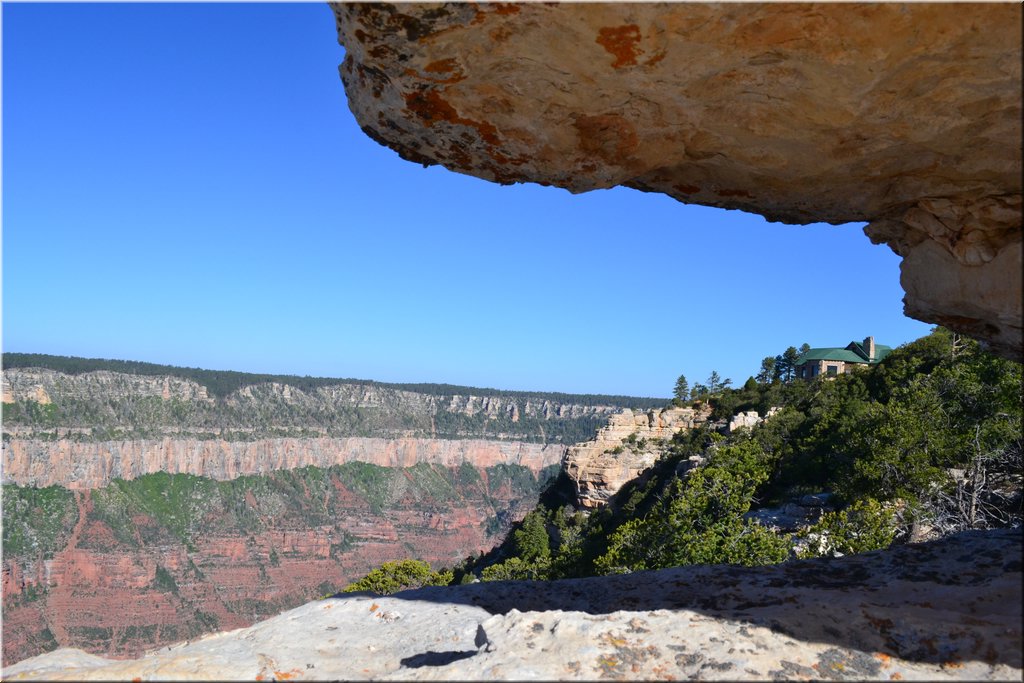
[2,3,932,398]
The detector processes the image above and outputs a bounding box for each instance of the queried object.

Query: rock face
[333,3,1023,359]
[564,406,709,508]
[2,364,600,665]
[727,410,761,434]
[5,528,1020,680]
[745,492,838,534]
[2,436,563,489]
[2,367,634,444]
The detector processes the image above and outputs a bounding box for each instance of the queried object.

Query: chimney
[863,336,876,361]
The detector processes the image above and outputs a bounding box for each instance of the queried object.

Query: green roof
[797,340,893,366]
[797,348,866,363]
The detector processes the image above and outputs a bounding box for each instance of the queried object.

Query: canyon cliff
[2,437,562,490]
[564,405,710,509]
[2,365,637,444]
[332,2,1022,359]
[2,462,556,664]
[2,360,661,665]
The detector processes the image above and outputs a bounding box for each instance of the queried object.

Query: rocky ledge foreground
[5,529,1020,681]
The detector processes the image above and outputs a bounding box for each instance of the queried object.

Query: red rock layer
[3,467,542,665]
[2,436,564,489]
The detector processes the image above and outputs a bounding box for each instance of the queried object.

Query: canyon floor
[5,528,1020,681]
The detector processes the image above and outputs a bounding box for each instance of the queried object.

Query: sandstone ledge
[564,406,709,508]
[334,3,1022,359]
[6,528,1020,680]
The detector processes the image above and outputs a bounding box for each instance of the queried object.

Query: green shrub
[594,439,790,573]
[512,511,551,562]
[796,498,898,558]
[481,556,551,581]
[342,559,452,595]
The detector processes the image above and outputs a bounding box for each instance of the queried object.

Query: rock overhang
[332,2,1022,360]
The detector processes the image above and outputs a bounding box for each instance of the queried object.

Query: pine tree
[673,375,689,402]
[708,371,722,393]
[775,347,801,383]
[756,357,776,384]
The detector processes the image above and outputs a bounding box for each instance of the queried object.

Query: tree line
[671,343,812,405]
[2,352,665,407]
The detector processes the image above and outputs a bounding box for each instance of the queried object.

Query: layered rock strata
[2,462,554,664]
[564,406,709,508]
[6,528,1020,680]
[1,368,630,426]
[2,365,598,663]
[333,2,1023,359]
[2,437,562,489]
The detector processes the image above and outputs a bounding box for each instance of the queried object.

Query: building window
[827,365,838,376]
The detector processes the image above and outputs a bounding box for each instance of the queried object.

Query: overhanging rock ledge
[332,2,1022,359]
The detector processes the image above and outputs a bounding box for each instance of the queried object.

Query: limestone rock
[564,406,708,508]
[727,410,762,434]
[6,529,1020,680]
[333,3,1022,359]
[2,368,627,432]
[1,435,563,489]
[745,492,837,533]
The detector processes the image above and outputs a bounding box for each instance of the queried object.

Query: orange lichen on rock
[596,24,642,68]
[404,89,501,147]
[424,58,459,73]
[573,114,638,165]
[644,51,666,67]
[404,89,459,125]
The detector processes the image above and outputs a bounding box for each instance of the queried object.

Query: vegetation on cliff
[2,461,558,662]
[3,463,556,558]
[444,328,1021,582]
[2,353,667,445]
[341,559,453,595]
[2,485,78,558]
[3,354,664,406]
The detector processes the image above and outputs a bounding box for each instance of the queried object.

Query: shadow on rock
[389,528,1023,669]
[400,650,478,668]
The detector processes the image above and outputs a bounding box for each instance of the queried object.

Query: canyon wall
[2,461,557,664]
[2,366,633,445]
[2,437,563,489]
[2,367,630,426]
[332,2,1022,359]
[2,362,651,664]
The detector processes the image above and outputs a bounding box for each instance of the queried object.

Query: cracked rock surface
[5,529,1020,680]
[332,2,1022,359]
